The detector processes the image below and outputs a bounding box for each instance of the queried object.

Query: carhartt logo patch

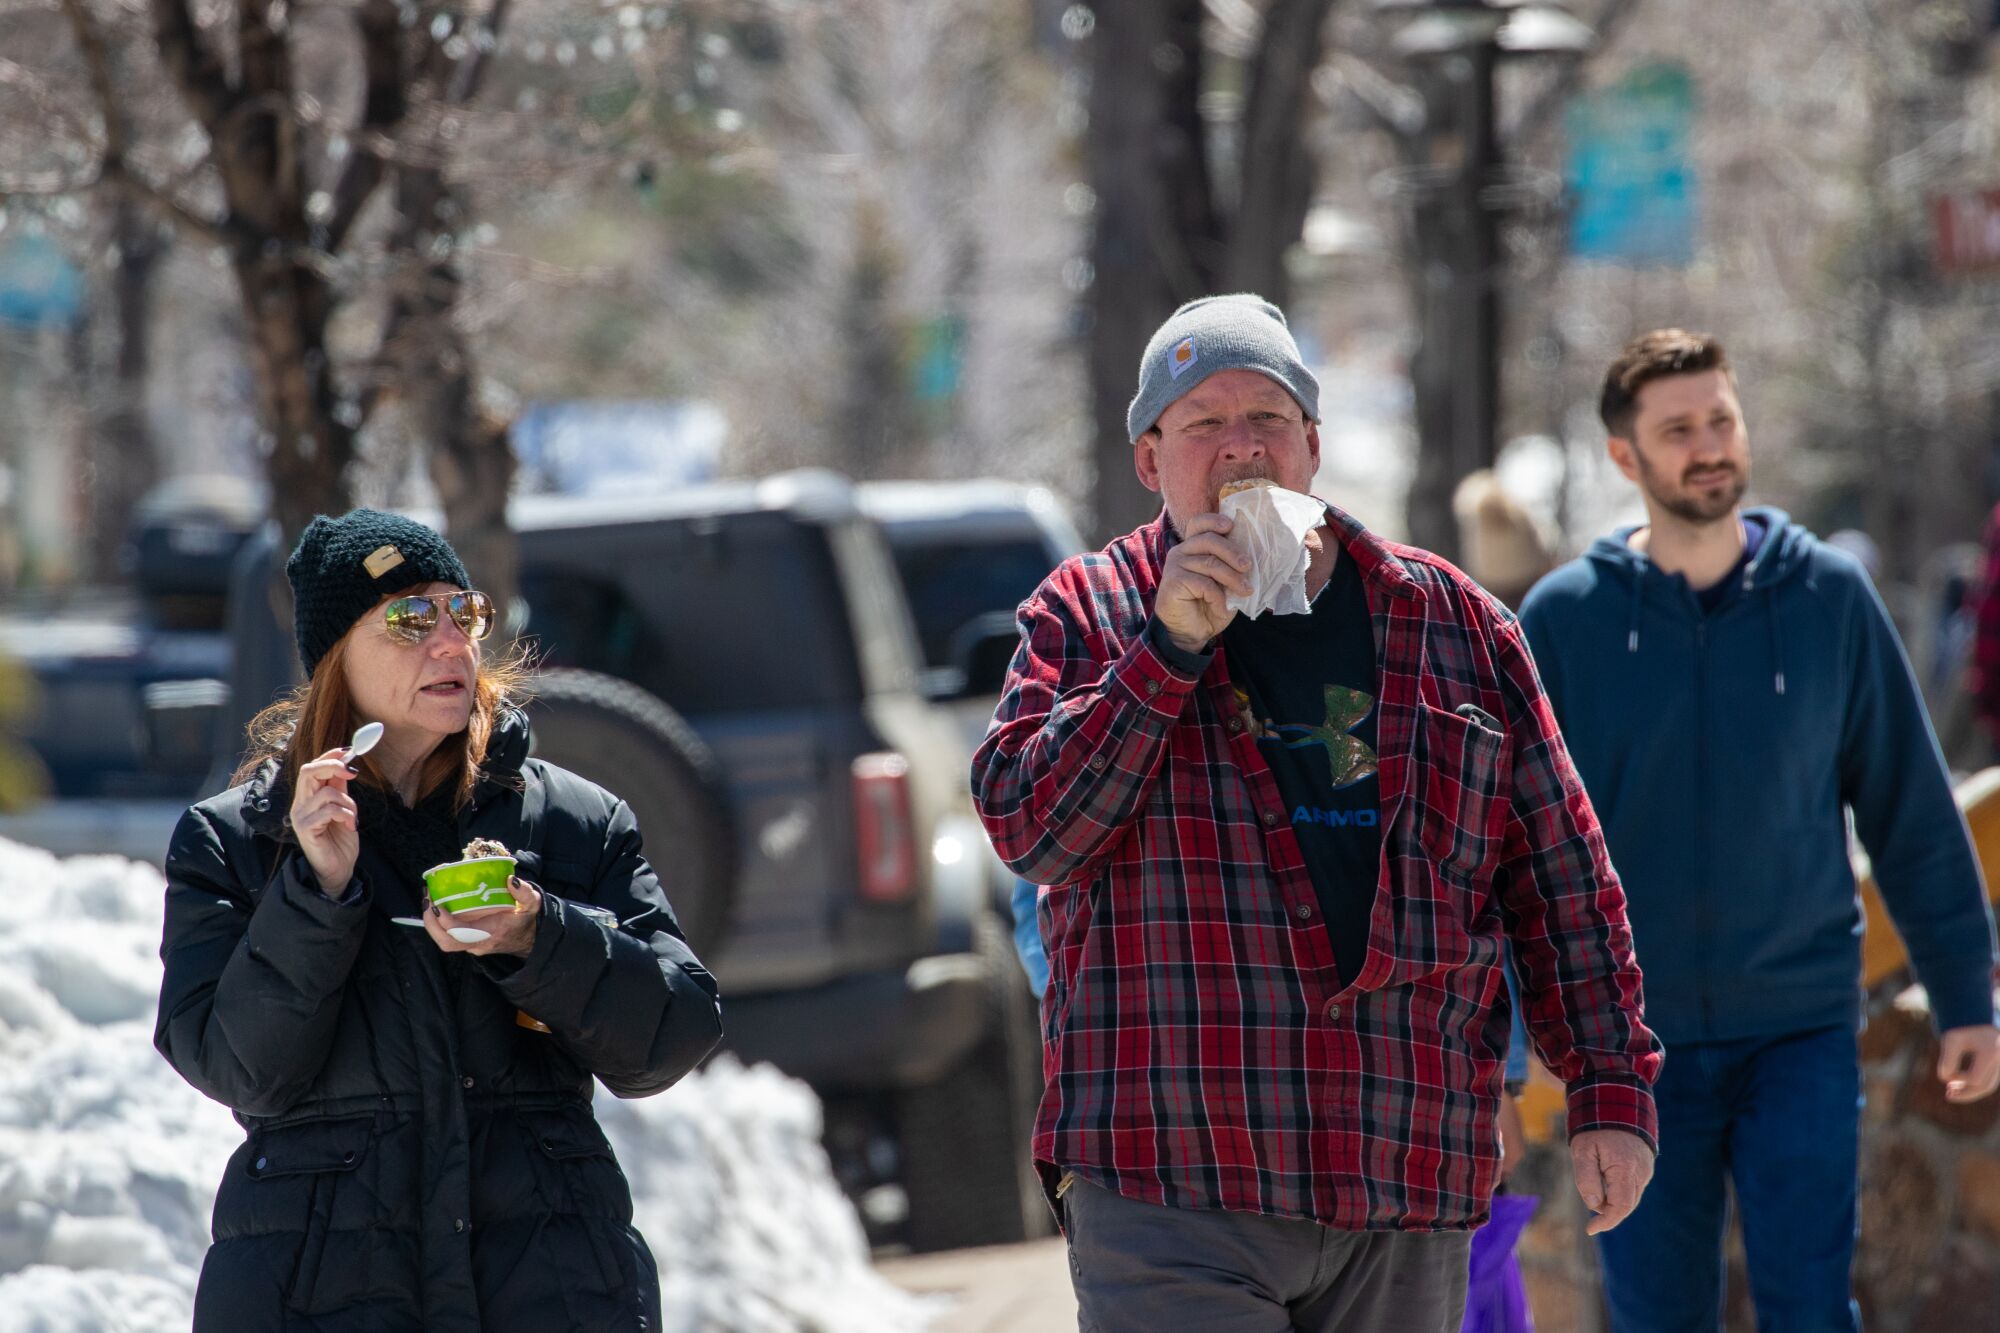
[363,544,406,578]
[1168,337,1198,378]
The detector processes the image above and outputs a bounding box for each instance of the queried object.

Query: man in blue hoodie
[1519,329,2000,1332]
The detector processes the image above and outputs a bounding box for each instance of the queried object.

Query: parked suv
[858,479,1086,711]
[856,479,1087,948]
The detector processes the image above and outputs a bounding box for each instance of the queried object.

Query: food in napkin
[1217,479,1326,618]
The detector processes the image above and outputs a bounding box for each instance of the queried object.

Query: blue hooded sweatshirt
[1519,507,1997,1045]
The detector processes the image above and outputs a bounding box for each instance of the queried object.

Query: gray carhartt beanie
[1125,294,1320,442]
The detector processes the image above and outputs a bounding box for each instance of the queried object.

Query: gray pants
[1063,1175,1472,1333]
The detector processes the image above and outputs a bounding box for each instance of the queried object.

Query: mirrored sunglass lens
[449,591,494,641]
[384,596,439,641]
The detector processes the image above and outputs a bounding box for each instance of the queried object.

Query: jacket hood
[1581,506,1810,696]
[239,704,533,837]
[1583,506,1810,593]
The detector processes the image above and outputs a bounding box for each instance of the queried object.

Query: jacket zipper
[1694,614,1714,1036]
[1693,558,1760,1036]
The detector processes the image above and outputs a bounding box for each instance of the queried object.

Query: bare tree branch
[321,0,514,255]
[59,0,124,156]
[0,159,229,241]
[0,54,102,140]
[149,0,234,132]
[0,168,101,195]
[323,0,407,250]
[447,0,510,106]
[102,158,230,241]
[1223,0,1338,297]
[1321,52,1424,141]
[56,0,231,241]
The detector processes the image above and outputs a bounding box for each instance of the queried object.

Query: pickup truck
[3,471,1053,1252]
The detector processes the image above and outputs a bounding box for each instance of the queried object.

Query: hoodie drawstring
[1766,594,1787,695]
[1606,512,1789,694]
[1627,564,1645,654]
[1741,534,1785,696]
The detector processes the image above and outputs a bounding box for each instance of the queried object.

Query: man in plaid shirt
[972,295,1662,1332]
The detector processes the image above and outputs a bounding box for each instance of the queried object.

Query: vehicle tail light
[852,751,917,903]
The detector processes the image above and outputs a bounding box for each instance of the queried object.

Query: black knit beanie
[286,509,472,676]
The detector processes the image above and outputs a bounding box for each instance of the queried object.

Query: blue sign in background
[0,232,84,330]
[1566,63,1698,266]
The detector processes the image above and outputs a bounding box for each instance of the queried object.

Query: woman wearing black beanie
[154,507,721,1333]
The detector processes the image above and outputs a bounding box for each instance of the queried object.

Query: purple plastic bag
[1460,1194,1539,1333]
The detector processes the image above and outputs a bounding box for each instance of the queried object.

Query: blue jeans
[1596,1023,1862,1333]
[1010,877,1049,996]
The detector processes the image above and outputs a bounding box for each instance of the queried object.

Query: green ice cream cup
[422,855,518,916]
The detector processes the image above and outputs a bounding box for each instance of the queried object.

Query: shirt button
[1145,679,1161,696]
[1089,754,1108,771]
[1228,718,1244,733]
[453,1218,466,1233]
[461,1076,475,1089]
[254,1156,267,1172]
[1294,903,1312,920]
[1262,810,1279,827]
[1324,1000,1343,1021]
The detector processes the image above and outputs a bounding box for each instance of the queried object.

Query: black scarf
[353,779,463,918]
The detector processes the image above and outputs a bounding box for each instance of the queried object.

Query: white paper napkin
[1219,485,1326,618]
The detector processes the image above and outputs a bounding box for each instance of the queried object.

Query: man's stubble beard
[1637,452,1748,527]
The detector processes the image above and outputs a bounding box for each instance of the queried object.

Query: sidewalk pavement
[877,1237,1077,1332]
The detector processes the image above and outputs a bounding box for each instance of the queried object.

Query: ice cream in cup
[423,838,519,919]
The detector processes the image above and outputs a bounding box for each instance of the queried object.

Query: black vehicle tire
[523,668,737,956]
[896,914,1052,1252]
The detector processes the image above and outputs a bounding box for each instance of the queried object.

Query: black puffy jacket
[155,709,722,1332]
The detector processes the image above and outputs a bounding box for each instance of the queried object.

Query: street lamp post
[1373,0,1592,559]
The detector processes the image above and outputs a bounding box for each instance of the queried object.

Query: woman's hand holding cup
[290,747,361,895]
[425,875,543,957]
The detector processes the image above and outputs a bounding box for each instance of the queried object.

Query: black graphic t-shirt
[1222,550,1381,985]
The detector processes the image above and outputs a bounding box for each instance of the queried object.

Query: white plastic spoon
[387,915,492,945]
[347,720,384,767]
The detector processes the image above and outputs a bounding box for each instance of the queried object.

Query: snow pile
[0,836,935,1333]
[597,1059,942,1332]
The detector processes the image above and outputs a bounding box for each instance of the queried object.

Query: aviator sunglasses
[382,589,496,645]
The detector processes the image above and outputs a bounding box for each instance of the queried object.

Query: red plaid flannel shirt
[971,506,1661,1231]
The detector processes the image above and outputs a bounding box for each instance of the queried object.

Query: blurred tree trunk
[60,0,165,578]
[131,0,518,563]
[380,3,518,611]
[1397,61,1478,562]
[1222,0,1335,301]
[148,0,357,550]
[84,174,167,581]
[1086,0,1216,544]
[1403,202,1461,558]
[1086,0,1336,544]
[830,200,914,480]
[385,164,518,610]
[229,253,352,548]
